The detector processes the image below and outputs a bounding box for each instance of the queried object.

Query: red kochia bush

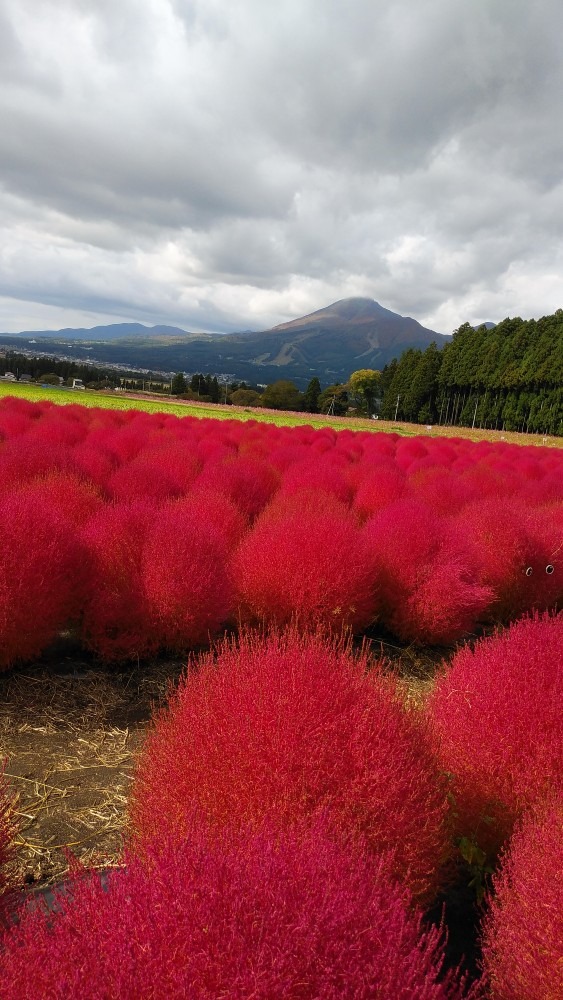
[178,487,248,549]
[363,500,492,645]
[0,488,85,670]
[454,497,561,620]
[130,628,450,903]
[352,461,408,520]
[194,455,280,519]
[232,491,378,633]
[0,436,78,495]
[81,501,159,662]
[15,472,103,526]
[106,445,201,504]
[142,498,233,652]
[427,612,563,857]
[0,823,470,999]
[481,801,563,1000]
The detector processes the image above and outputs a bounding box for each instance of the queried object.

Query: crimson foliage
[107,445,201,504]
[427,612,563,856]
[363,500,492,645]
[481,801,563,1000]
[352,461,409,520]
[194,455,280,518]
[130,628,450,903]
[0,397,562,653]
[142,498,233,652]
[0,487,85,670]
[232,492,377,632]
[81,501,159,662]
[0,823,472,999]
[454,497,562,619]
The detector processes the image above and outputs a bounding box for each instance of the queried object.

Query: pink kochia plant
[427,612,563,857]
[0,487,85,670]
[232,492,378,633]
[454,497,561,620]
[81,500,159,662]
[481,801,563,1000]
[142,497,234,652]
[0,822,472,999]
[363,499,492,645]
[130,628,450,903]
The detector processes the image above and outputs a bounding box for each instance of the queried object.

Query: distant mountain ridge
[1,298,449,387]
[8,322,203,341]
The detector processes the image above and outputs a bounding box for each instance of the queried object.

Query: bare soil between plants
[0,641,187,892]
[0,632,458,894]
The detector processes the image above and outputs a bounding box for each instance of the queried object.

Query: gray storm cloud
[0,0,562,334]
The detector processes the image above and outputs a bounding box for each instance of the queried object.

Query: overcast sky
[1,0,562,336]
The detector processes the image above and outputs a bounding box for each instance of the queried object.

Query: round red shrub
[24,410,88,448]
[15,472,103,525]
[130,628,450,903]
[0,822,470,999]
[427,612,563,857]
[0,488,85,670]
[194,455,280,518]
[363,500,492,645]
[352,462,408,520]
[408,467,476,515]
[142,498,233,652]
[0,397,37,440]
[0,436,78,496]
[232,493,378,632]
[177,487,248,549]
[107,446,201,504]
[81,500,159,662]
[279,455,354,505]
[481,801,563,1000]
[454,497,560,620]
[70,440,116,490]
[395,437,429,472]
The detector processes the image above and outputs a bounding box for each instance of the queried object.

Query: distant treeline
[0,352,140,387]
[379,311,563,435]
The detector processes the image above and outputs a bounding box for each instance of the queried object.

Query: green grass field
[0,382,415,434]
[1,381,560,446]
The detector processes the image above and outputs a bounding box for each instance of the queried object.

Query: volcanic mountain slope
[222,298,448,381]
[1,299,448,386]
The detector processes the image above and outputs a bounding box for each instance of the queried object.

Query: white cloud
[0,0,562,334]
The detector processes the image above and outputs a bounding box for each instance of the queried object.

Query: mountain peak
[272,297,418,331]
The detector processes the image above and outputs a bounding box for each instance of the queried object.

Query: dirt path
[0,646,184,890]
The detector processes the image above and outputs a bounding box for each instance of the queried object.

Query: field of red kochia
[1,395,562,997]
[0,394,561,668]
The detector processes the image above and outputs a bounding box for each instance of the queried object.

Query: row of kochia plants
[0,394,562,668]
[0,615,561,996]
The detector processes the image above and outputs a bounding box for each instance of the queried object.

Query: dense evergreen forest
[380,311,563,435]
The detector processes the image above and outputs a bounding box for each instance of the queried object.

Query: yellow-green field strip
[1,382,560,446]
[0,382,414,434]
